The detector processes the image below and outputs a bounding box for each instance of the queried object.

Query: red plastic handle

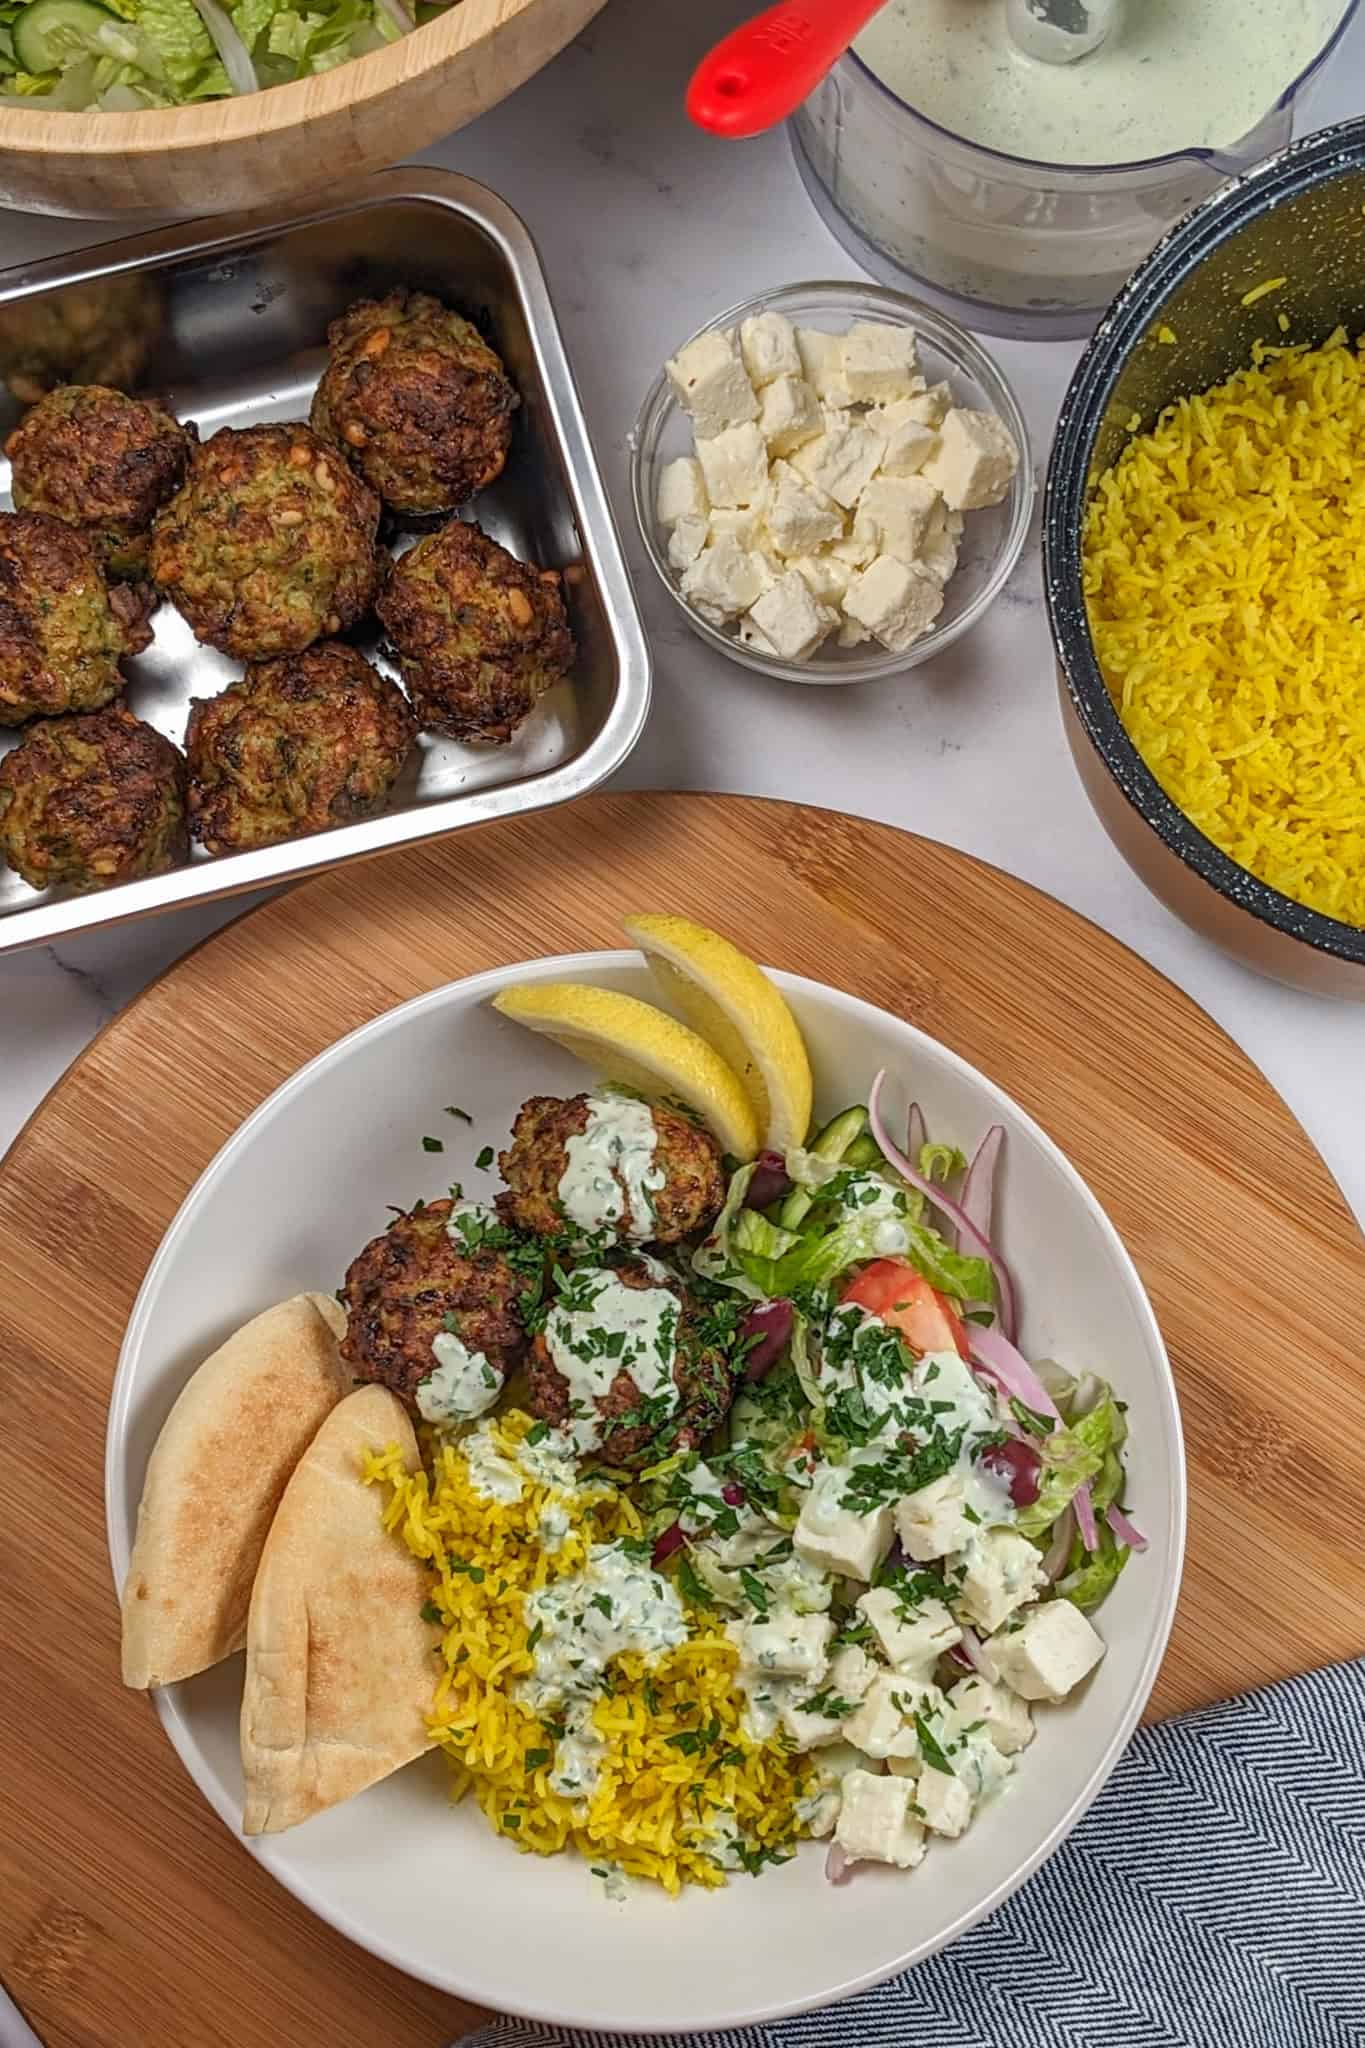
[687,0,886,140]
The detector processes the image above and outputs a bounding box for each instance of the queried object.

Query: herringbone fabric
[463,1660,1364,2047]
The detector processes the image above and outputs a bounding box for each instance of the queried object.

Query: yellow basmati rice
[363,1411,810,1894]
[1083,325,1365,929]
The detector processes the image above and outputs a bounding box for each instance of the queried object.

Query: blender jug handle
[687,0,886,139]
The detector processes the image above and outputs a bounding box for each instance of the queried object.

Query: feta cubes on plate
[986,1600,1106,1703]
[835,1769,927,1869]
[952,1528,1048,1635]
[794,1465,895,1582]
[654,309,1019,662]
[858,1587,962,1679]
[947,1673,1035,1755]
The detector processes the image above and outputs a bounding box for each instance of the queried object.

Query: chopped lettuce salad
[0,0,441,110]
[644,1089,1144,1878]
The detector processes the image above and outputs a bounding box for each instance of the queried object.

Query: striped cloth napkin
[463,1660,1364,2048]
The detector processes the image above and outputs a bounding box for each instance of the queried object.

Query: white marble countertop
[2,0,1362,1233]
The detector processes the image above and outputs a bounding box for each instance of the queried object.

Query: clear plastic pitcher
[790,1,1360,339]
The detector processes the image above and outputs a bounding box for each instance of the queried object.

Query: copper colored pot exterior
[1045,120,1365,1001]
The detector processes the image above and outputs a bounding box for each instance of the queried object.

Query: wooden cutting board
[3,791,1363,2048]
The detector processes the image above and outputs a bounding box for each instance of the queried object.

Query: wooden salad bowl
[0,0,606,220]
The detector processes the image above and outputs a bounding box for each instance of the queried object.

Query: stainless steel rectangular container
[0,169,651,955]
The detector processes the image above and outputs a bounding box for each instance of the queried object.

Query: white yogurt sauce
[558,1092,667,1240]
[460,1421,525,1503]
[856,0,1347,166]
[543,1267,680,1453]
[417,1332,501,1427]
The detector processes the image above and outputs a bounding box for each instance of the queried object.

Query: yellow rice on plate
[364,1410,810,1893]
[1084,326,1365,929]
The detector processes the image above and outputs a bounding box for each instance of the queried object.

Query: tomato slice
[840,1259,969,1359]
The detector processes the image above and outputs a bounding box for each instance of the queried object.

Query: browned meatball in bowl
[340,1198,529,1422]
[0,705,187,892]
[7,385,197,580]
[184,641,416,855]
[0,510,154,727]
[376,518,573,743]
[497,1091,725,1245]
[149,423,381,660]
[0,277,162,411]
[528,1257,734,1469]
[311,289,518,519]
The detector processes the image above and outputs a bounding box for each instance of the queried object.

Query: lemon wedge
[491,981,761,1160]
[621,914,813,1154]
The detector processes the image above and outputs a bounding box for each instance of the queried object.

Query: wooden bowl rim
[0,0,540,156]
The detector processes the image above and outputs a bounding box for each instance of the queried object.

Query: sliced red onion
[1041,1505,1075,1581]
[946,1641,974,1672]
[188,0,257,92]
[1106,1503,1149,1553]
[978,1436,1043,1508]
[741,1298,794,1381]
[869,1071,1018,1342]
[652,1521,686,1567]
[744,1149,793,1209]
[1074,1483,1099,1553]
[958,1124,1004,1249]
[906,1102,926,1164]
[721,1482,746,1507]
[375,0,416,29]
[955,1624,986,1670]
[967,1322,1062,1425]
[825,1842,857,1885]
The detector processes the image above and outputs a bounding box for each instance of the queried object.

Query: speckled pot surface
[1045,119,1365,999]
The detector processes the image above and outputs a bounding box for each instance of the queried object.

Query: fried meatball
[0,511,154,727]
[184,641,416,855]
[376,518,573,743]
[497,1093,726,1245]
[311,289,518,519]
[7,385,197,580]
[528,1257,734,1469]
[341,1198,528,1417]
[0,277,162,410]
[0,705,187,892]
[148,423,381,660]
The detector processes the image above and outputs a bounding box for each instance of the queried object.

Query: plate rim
[105,949,1187,2032]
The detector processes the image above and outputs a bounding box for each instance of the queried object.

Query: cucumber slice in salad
[777,1105,869,1230]
[13,0,117,71]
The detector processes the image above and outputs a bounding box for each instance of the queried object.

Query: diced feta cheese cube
[948,1673,1035,1756]
[781,1659,867,1750]
[952,1528,1047,1635]
[857,1587,962,1678]
[875,402,938,478]
[696,422,769,509]
[764,460,844,558]
[986,1600,1106,1702]
[830,1641,877,1703]
[796,327,853,407]
[738,613,778,657]
[841,1672,923,1760]
[895,1471,974,1562]
[916,1764,973,1838]
[665,328,758,438]
[842,555,944,653]
[666,514,709,572]
[790,553,852,604]
[746,571,836,663]
[656,455,709,526]
[834,1768,926,1869]
[838,617,872,648]
[840,320,921,404]
[708,493,768,548]
[798,1740,866,1836]
[737,1608,834,1681]
[853,475,942,566]
[758,373,822,457]
[921,407,1020,511]
[829,532,876,569]
[902,380,953,428]
[794,1466,894,1582]
[740,310,802,388]
[792,420,887,509]
[681,537,771,625]
[920,503,964,585]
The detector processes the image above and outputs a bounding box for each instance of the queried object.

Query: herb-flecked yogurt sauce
[416,1204,508,1428]
[855,0,1348,166]
[544,1267,681,1453]
[520,1541,687,1805]
[558,1092,666,1239]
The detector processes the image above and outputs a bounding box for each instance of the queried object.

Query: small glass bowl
[629,279,1035,686]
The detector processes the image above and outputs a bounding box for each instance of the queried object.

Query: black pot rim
[1044,116,1365,972]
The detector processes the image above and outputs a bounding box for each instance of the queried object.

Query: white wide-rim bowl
[106,953,1185,2034]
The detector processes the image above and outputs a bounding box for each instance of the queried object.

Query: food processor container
[790,1,1360,339]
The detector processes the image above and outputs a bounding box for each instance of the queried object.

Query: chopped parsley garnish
[739,1569,771,1618]
[675,1554,713,1607]
[914,1713,955,1776]
[421,1135,444,1153]
[449,1560,486,1584]
[840,1431,962,1512]
[801,1689,855,1719]
[475,1146,495,1170]
[420,1600,443,1626]
[502,1812,522,1830]
[441,1311,461,1334]
[445,1106,473,1124]
[664,1717,721,1757]
[1009,1396,1055,1439]
[524,1748,552,1770]
[589,1593,614,1619]
[526,1621,544,1651]
[525,1420,549,1445]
